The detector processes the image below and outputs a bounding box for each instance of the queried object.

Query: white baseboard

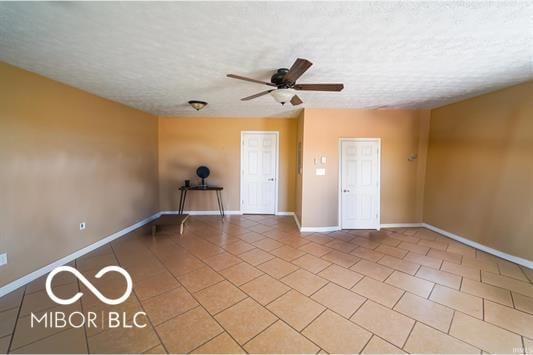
[381,223,424,228]
[160,210,242,216]
[300,226,341,233]
[423,223,533,269]
[276,212,295,216]
[0,212,161,298]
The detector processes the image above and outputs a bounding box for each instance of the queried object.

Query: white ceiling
[0,2,532,117]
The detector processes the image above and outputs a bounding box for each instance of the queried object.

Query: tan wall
[300,108,430,228]
[0,62,159,287]
[424,81,533,260]
[158,117,297,213]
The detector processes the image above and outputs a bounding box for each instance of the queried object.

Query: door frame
[338,138,381,230]
[240,131,280,214]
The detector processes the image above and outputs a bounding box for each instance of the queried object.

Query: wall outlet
[0,253,7,266]
[79,222,86,231]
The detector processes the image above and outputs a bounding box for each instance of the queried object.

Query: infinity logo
[46,266,133,305]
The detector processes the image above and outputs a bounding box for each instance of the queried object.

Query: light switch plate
[0,253,7,266]
[316,168,326,176]
[321,156,327,164]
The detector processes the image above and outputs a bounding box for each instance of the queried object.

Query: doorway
[241,131,279,214]
[339,138,381,229]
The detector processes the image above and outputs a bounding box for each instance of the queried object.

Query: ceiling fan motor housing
[271,68,290,87]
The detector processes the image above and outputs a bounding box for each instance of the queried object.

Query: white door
[241,132,278,214]
[340,140,380,229]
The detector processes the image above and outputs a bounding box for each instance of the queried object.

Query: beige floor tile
[350,247,385,262]
[404,252,443,269]
[447,243,477,258]
[385,271,434,298]
[220,262,263,286]
[253,238,283,251]
[513,292,533,314]
[238,249,274,266]
[165,254,206,276]
[318,264,363,289]
[257,257,298,279]
[20,283,79,316]
[0,336,10,354]
[88,323,159,354]
[280,269,328,296]
[244,320,319,354]
[351,236,381,250]
[325,240,358,253]
[450,312,522,354]
[142,287,199,325]
[404,322,479,354]
[312,283,366,318]
[157,306,223,353]
[215,298,276,345]
[430,285,483,318]
[203,252,242,271]
[351,300,414,348]
[76,253,118,272]
[321,250,360,268]
[177,266,224,292]
[428,249,463,264]
[0,308,18,338]
[270,245,306,261]
[238,232,268,244]
[0,288,24,313]
[143,344,166,354]
[442,261,481,281]
[11,327,87,354]
[484,300,533,338]
[298,242,333,257]
[419,239,448,251]
[461,256,499,274]
[239,274,290,305]
[267,290,325,330]
[351,277,404,308]
[222,241,255,255]
[292,254,331,274]
[303,310,371,354]
[523,337,533,355]
[362,335,405,354]
[498,261,529,282]
[191,332,244,354]
[482,271,533,298]
[416,265,462,289]
[461,278,513,306]
[194,280,247,315]
[134,270,180,301]
[375,245,408,259]
[397,241,430,255]
[379,255,420,275]
[351,259,394,281]
[26,271,77,295]
[394,292,453,332]
[521,266,533,283]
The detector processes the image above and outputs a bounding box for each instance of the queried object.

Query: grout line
[6,286,27,353]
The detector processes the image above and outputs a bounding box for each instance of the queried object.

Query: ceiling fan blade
[284,58,313,83]
[290,95,303,106]
[294,83,344,91]
[227,74,276,86]
[241,89,274,101]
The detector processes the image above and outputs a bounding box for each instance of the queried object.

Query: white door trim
[338,138,381,230]
[240,131,279,214]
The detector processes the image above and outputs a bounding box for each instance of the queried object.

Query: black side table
[178,185,225,217]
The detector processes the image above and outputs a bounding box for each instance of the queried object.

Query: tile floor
[1,215,533,354]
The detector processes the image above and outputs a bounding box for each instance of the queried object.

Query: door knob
[343,189,350,193]
[267,178,275,181]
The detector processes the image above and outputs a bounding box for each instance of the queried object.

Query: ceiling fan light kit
[227,58,344,106]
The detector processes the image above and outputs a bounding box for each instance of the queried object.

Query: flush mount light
[188,100,208,111]
[270,89,295,105]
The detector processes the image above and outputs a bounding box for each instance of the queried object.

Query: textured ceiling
[0,2,532,117]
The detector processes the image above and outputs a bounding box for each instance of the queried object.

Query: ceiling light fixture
[270,89,295,105]
[188,100,208,111]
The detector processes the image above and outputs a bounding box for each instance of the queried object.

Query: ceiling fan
[226,58,344,106]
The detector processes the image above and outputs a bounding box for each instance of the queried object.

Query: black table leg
[180,190,188,215]
[178,190,185,215]
[216,190,225,217]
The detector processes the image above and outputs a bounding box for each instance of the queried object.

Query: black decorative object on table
[196,166,210,186]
